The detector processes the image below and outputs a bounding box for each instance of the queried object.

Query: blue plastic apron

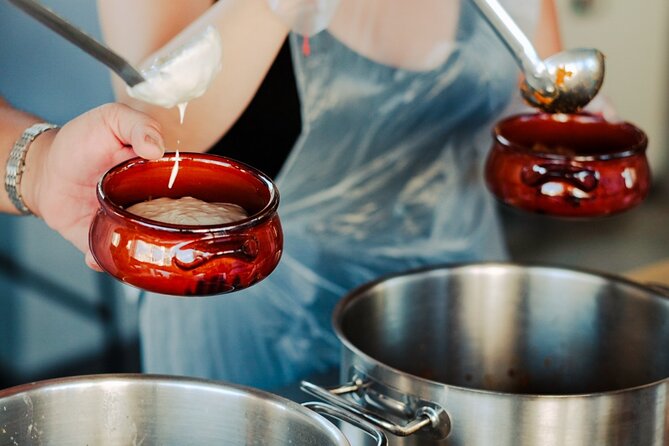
[139,0,540,391]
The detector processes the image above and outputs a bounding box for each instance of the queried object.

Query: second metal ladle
[470,0,605,114]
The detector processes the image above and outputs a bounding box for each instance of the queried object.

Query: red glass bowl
[89,153,283,296]
[485,113,650,218]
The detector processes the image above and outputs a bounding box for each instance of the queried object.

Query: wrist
[5,123,59,217]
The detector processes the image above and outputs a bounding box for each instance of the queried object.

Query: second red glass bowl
[89,153,283,296]
[485,113,650,218]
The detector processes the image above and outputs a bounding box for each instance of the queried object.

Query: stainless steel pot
[303,263,669,445]
[0,374,386,446]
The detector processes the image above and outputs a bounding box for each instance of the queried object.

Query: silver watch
[5,122,59,215]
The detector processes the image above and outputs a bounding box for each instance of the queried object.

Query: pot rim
[332,261,669,399]
[96,153,280,234]
[0,373,351,445]
[493,113,648,162]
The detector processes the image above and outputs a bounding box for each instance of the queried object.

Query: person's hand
[22,103,165,270]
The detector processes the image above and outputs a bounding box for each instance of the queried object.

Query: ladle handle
[468,0,555,94]
[7,0,145,87]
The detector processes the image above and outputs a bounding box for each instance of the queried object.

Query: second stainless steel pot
[0,374,385,446]
[304,263,669,445]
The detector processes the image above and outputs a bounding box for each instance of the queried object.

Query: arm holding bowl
[0,99,165,269]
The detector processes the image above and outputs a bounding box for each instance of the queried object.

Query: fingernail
[145,133,165,157]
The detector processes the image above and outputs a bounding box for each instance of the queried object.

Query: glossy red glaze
[485,113,650,218]
[89,153,283,296]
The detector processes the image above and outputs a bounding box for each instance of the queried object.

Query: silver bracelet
[5,122,59,216]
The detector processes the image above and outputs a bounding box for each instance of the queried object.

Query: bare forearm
[98,0,289,152]
[535,0,562,58]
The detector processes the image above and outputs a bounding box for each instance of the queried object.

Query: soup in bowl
[89,153,283,296]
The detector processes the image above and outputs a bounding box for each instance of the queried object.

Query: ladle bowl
[470,0,605,114]
[521,48,606,114]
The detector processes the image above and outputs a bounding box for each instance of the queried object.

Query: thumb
[99,103,166,159]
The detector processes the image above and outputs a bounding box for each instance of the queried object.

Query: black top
[208,38,301,179]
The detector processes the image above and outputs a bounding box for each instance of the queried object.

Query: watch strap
[5,122,59,215]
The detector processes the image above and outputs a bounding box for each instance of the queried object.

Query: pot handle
[300,380,450,439]
[303,401,388,446]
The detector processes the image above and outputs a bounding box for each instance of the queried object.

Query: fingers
[98,103,166,159]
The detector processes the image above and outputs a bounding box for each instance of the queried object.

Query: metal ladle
[470,0,605,114]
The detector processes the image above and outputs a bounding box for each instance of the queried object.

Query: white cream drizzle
[126,27,222,191]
